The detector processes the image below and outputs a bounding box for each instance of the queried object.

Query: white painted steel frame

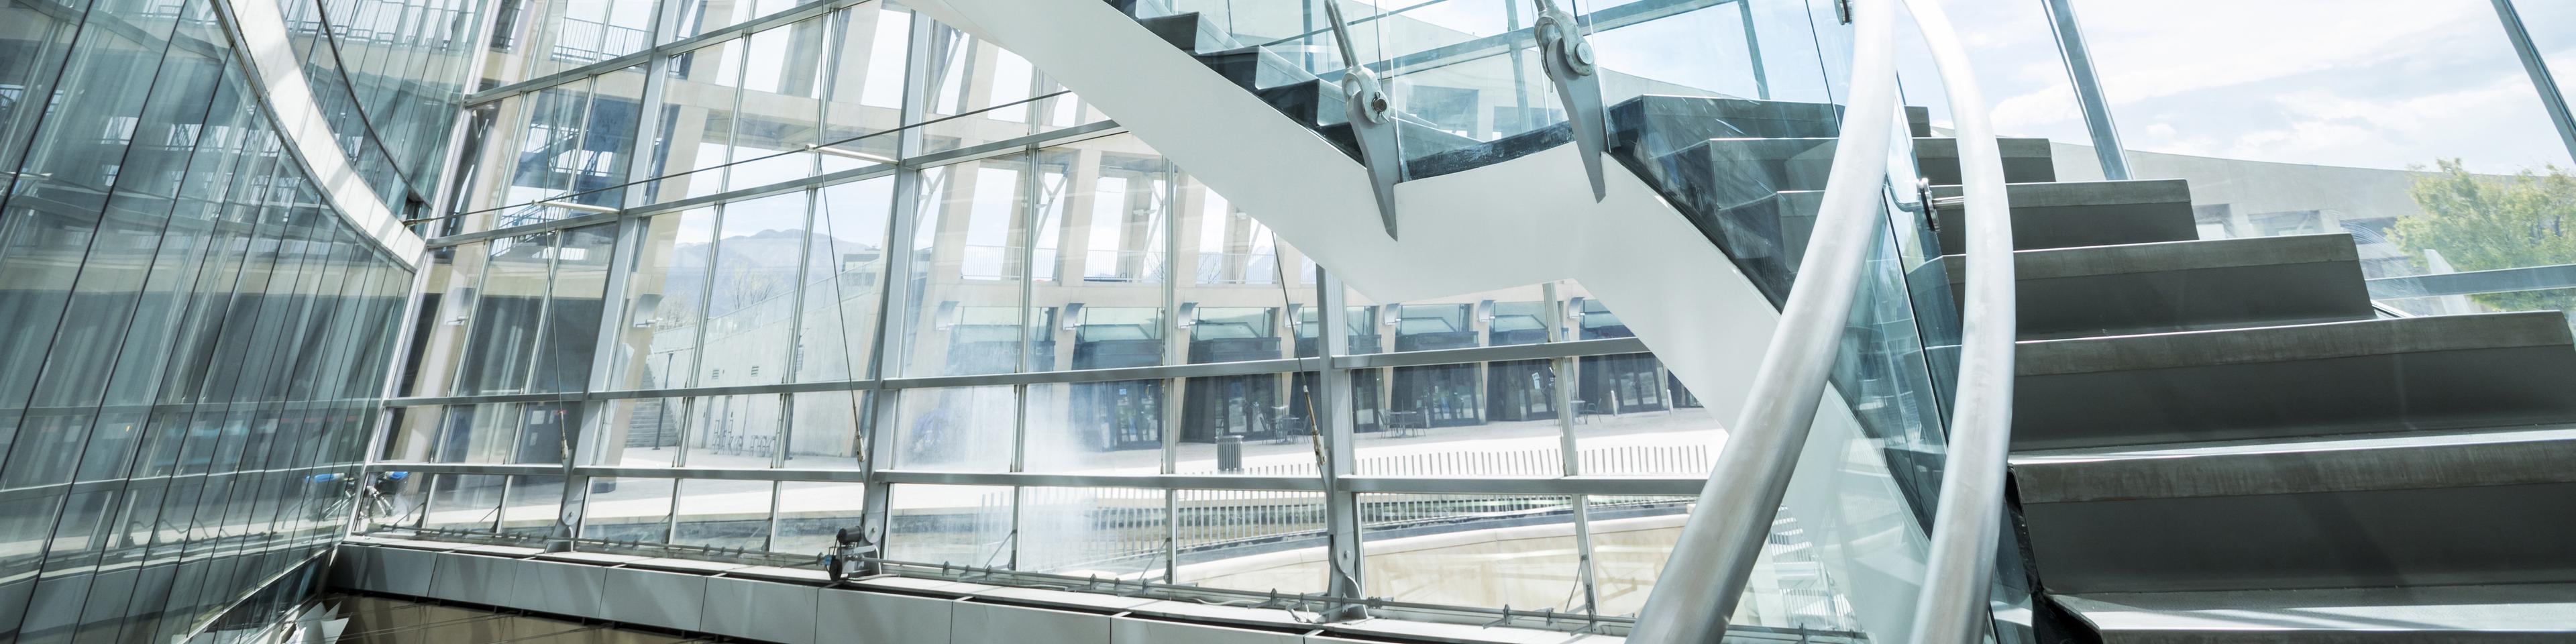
[212,0,429,264]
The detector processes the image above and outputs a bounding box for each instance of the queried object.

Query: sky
[1944,0,2576,174]
[1541,0,2576,175]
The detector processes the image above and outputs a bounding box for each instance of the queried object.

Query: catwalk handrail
[1623,0,2017,641]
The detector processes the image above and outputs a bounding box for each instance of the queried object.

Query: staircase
[917,0,2576,639]
[1950,176,2576,640]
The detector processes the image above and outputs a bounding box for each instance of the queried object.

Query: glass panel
[422,474,505,533]
[500,476,566,537]
[1031,136,1171,372]
[818,3,912,170]
[1023,381,1164,474]
[1171,490,1327,594]
[889,386,1014,472]
[610,208,716,390]
[431,404,513,464]
[683,394,783,468]
[786,391,866,470]
[727,17,829,191]
[774,481,869,555]
[452,232,556,394]
[405,241,487,396]
[672,0,799,41]
[378,407,443,463]
[579,477,674,543]
[2065,0,2576,325]
[1588,496,1860,628]
[698,191,808,387]
[674,478,773,549]
[574,65,649,207]
[898,158,1032,377]
[590,397,687,468]
[1018,487,1167,577]
[1358,494,1579,611]
[362,471,428,531]
[795,176,895,382]
[530,223,617,393]
[650,38,745,202]
[508,402,579,466]
[885,484,1014,567]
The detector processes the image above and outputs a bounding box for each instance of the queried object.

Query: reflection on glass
[610,208,716,390]
[698,191,808,387]
[1024,382,1163,474]
[886,484,1014,566]
[775,481,869,555]
[674,478,774,549]
[1587,496,1859,629]
[796,177,894,382]
[423,474,505,533]
[726,18,828,191]
[591,397,687,468]
[580,477,675,543]
[684,394,782,468]
[1171,490,1327,594]
[787,391,867,470]
[1359,494,1579,610]
[649,38,745,201]
[899,158,1031,377]
[501,475,567,537]
[818,4,912,172]
[1018,487,1168,577]
[890,386,1014,472]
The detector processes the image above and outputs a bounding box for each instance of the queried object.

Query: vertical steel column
[1161,156,1185,584]
[1546,281,1601,619]
[2037,0,2129,180]
[2491,0,2576,165]
[547,211,646,550]
[1313,270,1366,619]
[855,8,941,556]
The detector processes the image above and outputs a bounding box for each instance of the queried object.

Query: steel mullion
[855,7,941,555]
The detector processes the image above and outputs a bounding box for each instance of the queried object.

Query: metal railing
[1626,0,2017,641]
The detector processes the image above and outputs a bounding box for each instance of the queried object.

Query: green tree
[2392,159,2576,316]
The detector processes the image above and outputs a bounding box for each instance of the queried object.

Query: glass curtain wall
[373,0,1872,633]
[275,0,488,225]
[0,0,418,640]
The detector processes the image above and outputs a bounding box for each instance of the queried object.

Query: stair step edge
[2011,425,2576,502]
[2053,584,2576,637]
[1939,233,2359,282]
[2016,311,2576,376]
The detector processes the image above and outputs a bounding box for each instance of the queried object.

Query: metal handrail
[1623,0,1898,639]
[1626,0,2018,641]
[1896,0,2019,641]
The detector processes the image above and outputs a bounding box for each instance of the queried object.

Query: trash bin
[1217,435,1243,472]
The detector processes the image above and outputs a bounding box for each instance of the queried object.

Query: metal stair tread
[2010,425,2576,502]
[1939,233,2359,282]
[2016,311,2576,376]
[2053,584,2576,641]
[1931,178,2190,208]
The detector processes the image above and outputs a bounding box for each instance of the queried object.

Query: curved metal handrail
[1896,0,2019,641]
[1623,0,1900,640]
[1625,0,2017,640]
